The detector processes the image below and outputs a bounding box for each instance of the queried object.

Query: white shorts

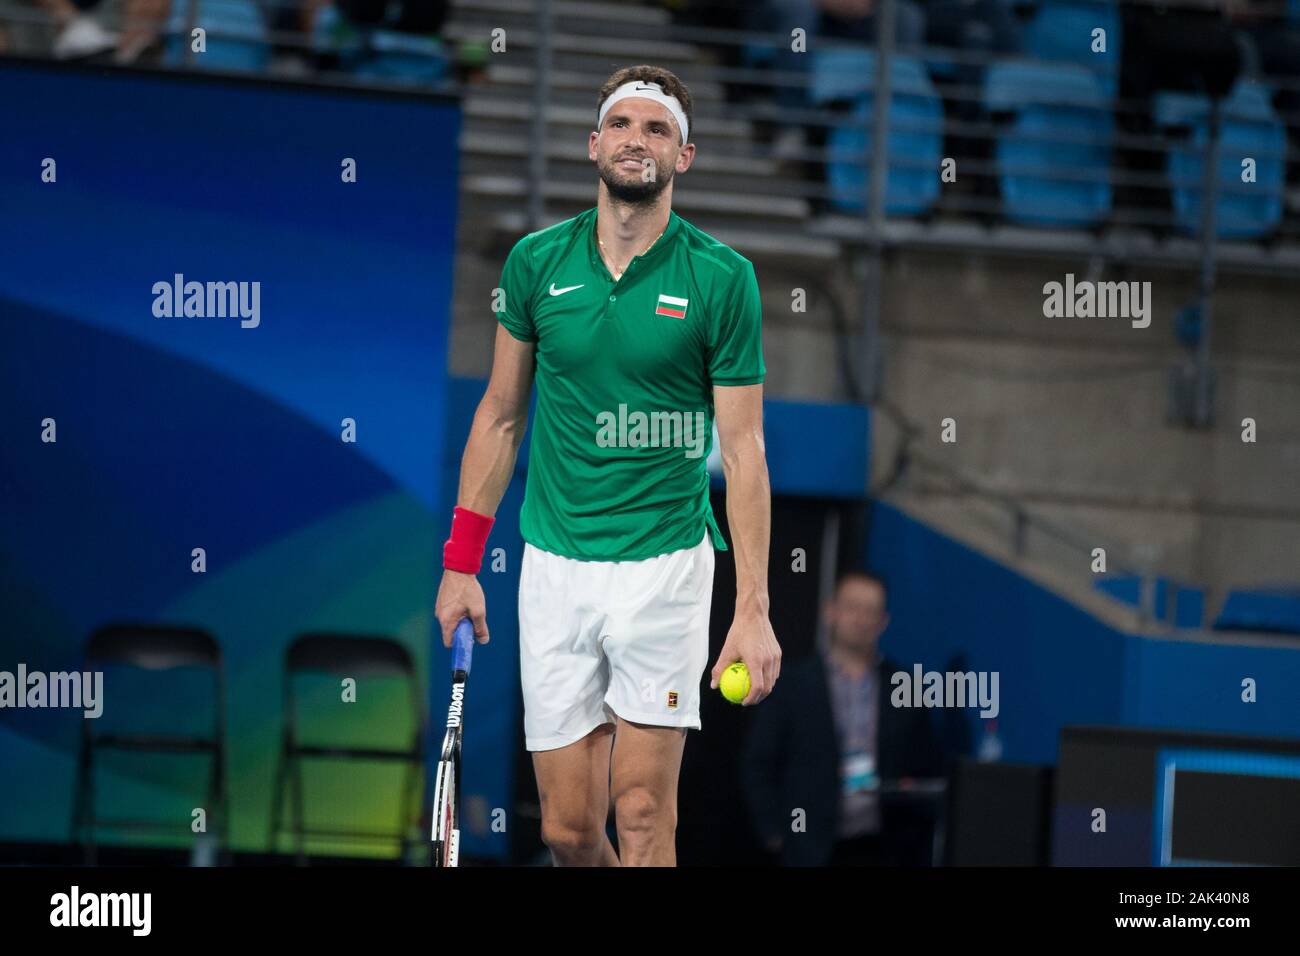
[518,530,715,751]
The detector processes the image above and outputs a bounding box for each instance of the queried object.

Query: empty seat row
[161,1,449,86]
[815,50,1287,237]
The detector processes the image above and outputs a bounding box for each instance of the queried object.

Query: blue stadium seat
[311,5,448,87]
[1154,81,1286,239]
[1094,576,1205,628]
[1022,0,1120,97]
[815,51,943,216]
[741,42,775,71]
[311,3,365,59]
[926,57,960,82]
[985,61,1113,226]
[1215,588,1300,635]
[349,31,449,86]
[164,0,270,72]
[811,47,883,105]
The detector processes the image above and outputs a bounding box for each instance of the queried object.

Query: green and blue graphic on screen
[0,61,514,861]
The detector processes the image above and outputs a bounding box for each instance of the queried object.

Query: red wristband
[443,505,495,574]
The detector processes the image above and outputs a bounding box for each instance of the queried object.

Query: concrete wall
[872,248,1300,607]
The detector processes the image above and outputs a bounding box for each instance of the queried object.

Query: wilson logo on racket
[447,684,464,728]
[655,293,688,319]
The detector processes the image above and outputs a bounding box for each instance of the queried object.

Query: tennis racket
[432,618,474,867]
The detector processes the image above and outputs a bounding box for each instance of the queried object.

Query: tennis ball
[720,662,750,704]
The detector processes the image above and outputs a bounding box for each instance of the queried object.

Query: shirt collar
[587,207,681,270]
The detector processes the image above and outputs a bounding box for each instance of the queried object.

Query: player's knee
[540,816,605,860]
[614,786,674,838]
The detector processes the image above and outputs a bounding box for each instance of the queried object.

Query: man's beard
[598,153,673,204]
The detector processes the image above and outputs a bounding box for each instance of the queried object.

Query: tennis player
[436,64,780,866]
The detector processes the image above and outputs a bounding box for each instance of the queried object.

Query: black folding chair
[72,623,228,865]
[268,633,427,865]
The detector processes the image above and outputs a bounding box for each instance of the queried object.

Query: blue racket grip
[451,618,474,675]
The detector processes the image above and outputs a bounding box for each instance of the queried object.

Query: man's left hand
[709,610,781,705]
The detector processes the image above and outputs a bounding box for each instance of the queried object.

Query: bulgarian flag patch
[655,293,688,319]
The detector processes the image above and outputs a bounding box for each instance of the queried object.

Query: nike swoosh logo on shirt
[549,283,584,296]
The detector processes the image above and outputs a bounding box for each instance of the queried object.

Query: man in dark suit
[742,570,942,866]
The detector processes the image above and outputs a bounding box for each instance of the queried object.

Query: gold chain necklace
[598,224,666,277]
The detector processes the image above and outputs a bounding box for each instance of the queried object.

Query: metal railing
[6,1,1297,244]
[868,395,1207,631]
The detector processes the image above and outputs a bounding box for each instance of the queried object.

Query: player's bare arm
[709,382,781,705]
[435,325,534,649]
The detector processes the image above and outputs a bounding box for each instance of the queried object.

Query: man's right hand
[435,570,490,647]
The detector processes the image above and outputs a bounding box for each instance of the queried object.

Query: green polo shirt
[496,206,765,561]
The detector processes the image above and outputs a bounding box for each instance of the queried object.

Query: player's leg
[518,541,620,865]
[608,718,687,865]
[602,530,715,866]
[532,723,619,866]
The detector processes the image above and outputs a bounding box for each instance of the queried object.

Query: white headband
[597,80,689,143]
